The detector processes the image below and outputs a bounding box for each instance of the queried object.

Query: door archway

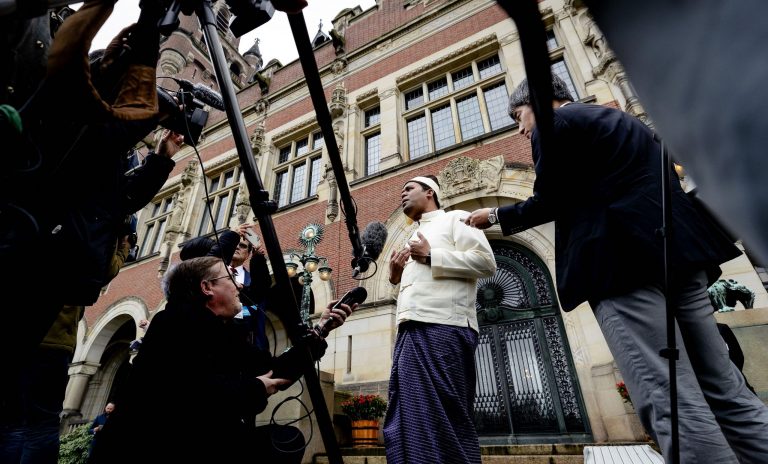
[474,241,591,443]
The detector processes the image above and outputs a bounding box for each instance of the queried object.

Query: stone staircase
[313,443,592,463]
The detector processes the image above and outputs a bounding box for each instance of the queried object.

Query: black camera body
[119,214,140,263]
[157,86,209,145]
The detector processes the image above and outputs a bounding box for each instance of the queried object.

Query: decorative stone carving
[331,57,348,75]
[563,0,585,16]
[597,60,649,125]
[376,39,393,52]
[580,13,610,61]
[356,87,378,103]
[158,160,199,274]
[158,48,187,76]
[396,34,497,84]
[272,117,316,142]
[329,12,347,55]
[330,82,347,119]
[251,71,271,94]
[499,32,518,46]
[579,12,650,126]
[235,182,251,225]
[250,120,266,155]
[254,98,269,115]
[326,171,339,222]
[379,88,397,100]
[333,121,345,158]
[438,155,504,200]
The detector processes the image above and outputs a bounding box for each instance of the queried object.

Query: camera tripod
[159,1,371,462]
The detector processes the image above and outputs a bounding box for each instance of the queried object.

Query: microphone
[173,78,226,111]
[314,287,367,337]
[352,222,388,277]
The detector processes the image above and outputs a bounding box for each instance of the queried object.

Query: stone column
[62,361,100,418]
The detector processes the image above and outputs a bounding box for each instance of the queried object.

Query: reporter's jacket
[497,103,740,311]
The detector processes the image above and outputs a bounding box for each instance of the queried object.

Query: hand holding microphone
[270,287,366,387]
[314,287,367,337]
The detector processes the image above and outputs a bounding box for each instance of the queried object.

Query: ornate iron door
[473,244,590,442]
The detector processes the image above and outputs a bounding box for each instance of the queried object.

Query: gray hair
[508,75,574,116]
[165,257,222,305]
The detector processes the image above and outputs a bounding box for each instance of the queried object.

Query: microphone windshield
[361,221,388,261]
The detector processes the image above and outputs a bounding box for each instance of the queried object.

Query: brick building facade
[61,0,768,455]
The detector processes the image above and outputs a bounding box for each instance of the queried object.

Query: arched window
[216,7,231,36]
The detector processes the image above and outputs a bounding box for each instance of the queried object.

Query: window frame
[400,52,513,160]
[545,27,579,100]
[361,105,382,176]
[197,165,242,236]
[272,129,324,209]
[137,195,175,259]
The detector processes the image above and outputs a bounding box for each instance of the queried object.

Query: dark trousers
[0,349,71,464]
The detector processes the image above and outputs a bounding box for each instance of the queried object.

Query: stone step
[313,455,583,464]
[312,443,656,463]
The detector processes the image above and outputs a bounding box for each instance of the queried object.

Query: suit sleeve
[498,113,571,235]
[431,215,497,279]
[208,230,240,265]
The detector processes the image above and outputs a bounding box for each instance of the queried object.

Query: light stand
[286,223,333,324]
[190,2,344,462]
[659,138,680,464]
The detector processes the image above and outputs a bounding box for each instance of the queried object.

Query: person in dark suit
[465,75,768,463]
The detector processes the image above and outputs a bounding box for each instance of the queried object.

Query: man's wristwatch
[488,208,498,225]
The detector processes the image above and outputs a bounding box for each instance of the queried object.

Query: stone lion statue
[707,279,755,312]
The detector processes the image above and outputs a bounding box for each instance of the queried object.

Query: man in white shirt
[384,175,496,464]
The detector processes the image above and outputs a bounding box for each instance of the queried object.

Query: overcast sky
[75,0,376,66]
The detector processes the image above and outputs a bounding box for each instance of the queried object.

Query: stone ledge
[715,306,768,328]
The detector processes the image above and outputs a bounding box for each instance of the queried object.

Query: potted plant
[616,381,632,405]
[341,394,388,447]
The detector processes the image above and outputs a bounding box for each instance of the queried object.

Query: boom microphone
[174,78,226,111]
[352,222,388,277]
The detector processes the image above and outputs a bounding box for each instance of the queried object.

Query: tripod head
[154,0,275,37]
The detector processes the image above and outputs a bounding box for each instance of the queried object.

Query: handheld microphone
[314,286,367,337]
[352,222,388,277]
[173,78,226,111]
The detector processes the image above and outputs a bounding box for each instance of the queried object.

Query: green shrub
[58,425,91,464]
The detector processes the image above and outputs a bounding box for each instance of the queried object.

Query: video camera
[119,214,140,263]
[154,0,274,37]
[156,85,209,146]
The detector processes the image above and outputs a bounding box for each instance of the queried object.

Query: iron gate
[473,243,589,442]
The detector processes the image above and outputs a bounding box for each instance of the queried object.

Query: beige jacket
[396,209,496,332]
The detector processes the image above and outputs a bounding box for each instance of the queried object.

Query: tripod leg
[194,2,344,463]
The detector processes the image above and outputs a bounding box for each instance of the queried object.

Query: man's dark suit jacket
[498,103,740,311]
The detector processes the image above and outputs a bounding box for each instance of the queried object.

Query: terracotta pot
[350,419,379,447]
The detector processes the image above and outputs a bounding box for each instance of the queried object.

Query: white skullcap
[405,176,440,197]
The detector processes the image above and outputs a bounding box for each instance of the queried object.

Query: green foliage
[58,425,91,464]
[341,394,388,421]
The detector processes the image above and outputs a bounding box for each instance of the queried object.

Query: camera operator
[0,129,182,464]
[1,2,188,460]
[2,0,178,356]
